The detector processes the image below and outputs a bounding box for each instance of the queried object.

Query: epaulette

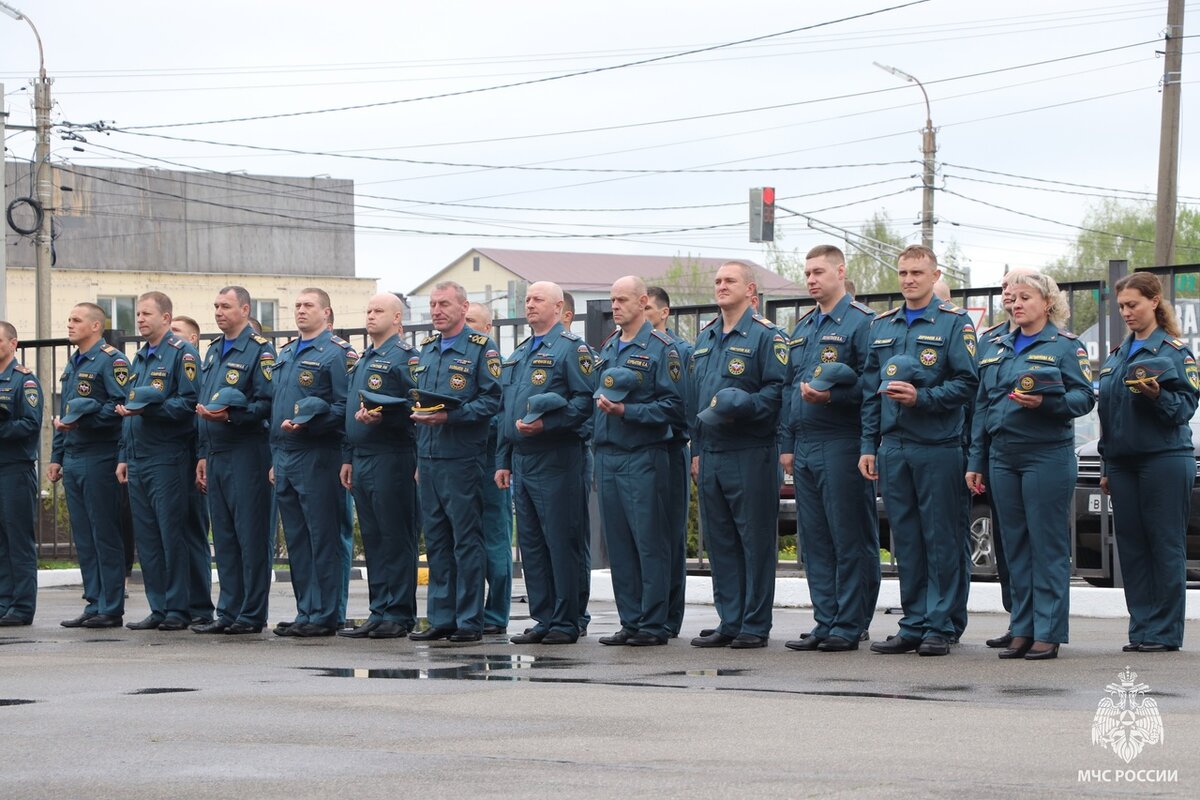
[467,333,489,346]
[420,333,439,346]
[699,316,720,331]
[979,321,1007,338]
[1165,337,1186,351]
[168,337,184,349]
[1059,330,1078,340]
[333,337,353,350]
[849,300,874,315]
[101,343,120,355]
[795,307,817,323]
[876,307,901,319]
[939,302,967,315]
[560,330,581,341]
[13,364,31,374]
[398,339,415,351]
[752,314,775,329]
[513,335,531,351]
[1110,343,1121,354]
[600,329,619,348]
[251,334,270,346]
[650,329,673,346]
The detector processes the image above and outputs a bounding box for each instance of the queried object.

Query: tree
[654,254,715,307]
[845,211,905,296]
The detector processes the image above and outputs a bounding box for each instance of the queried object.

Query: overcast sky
[2,0,1195,294]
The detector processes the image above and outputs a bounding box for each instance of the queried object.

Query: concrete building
[407,247,804,323]
[2,162,376,336]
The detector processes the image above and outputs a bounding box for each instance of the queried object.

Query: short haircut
[75,302,108,324]
[299,288,332,309]
[327,307,335,325]
[248,317,263,334]
[805,244,845,264]
[468,302,493,327]
[433,281,468,304]
[562,291,576,316]
[173,315,200,339]
[647,286,671,309]
[138,291,173,316]
[0,321,17,340]
[844,278,857,297]
[721,260,757,286]
[218,285,252,308]
[897,244,938,267]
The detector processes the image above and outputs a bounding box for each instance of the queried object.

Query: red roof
[470,248,803,294]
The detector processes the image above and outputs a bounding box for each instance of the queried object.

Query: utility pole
[1154,0,1185,266]
[875,62,936,251]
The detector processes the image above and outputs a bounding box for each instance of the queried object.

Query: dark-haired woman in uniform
[966,272,1094,660]
[1098,271,1199,653]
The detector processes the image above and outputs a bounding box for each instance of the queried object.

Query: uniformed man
[0,321,42,626]
[169,315,216,628]
[50,303,132,629]
[593,277,684,646]
[779,245,879,653]
[270,288,352,637]
[338,293,419,640]
[497,281,596,645]
[689,261,787,649]
[409,281,501,642]
[193,287,275,634]
[327,308,359,628]
[969,267,1036,648]
[466,301,513,635]
[646,286,693,637]
[860,245,980,657]
[115,292,201,631]
[561,290,594,636]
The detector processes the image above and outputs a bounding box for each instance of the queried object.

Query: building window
[251,300,277,332]
[96,295,136,332]
[473,256,481,272]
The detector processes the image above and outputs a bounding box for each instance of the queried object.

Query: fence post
[1104,259,1127,589]
[583,299,612,349]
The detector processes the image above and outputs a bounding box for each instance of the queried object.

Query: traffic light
[749,187,775,243]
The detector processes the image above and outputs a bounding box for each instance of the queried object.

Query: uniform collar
[616,320,654,349]
[893,301,940,326]
[75,339,106,362]
[805,294,852,328]
[532,321,566,349]
[139,332,178,361]
[297,328,334,351]
[724,306,757,338]
[999,321,1061,349]
[368,332,402,356]
[0,359,16,381]
[221,324,254,353]
[1123,326,1170,356]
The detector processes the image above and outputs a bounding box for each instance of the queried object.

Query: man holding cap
[115,291,201,631]
[860,245,979,657]
[339,293,418,640]
[270,288,353,637]
[0,321,42,626]
[592,277,684,647]
[496,281,596,645]
[689,261,787,649]
[410,281,501,643]
[194,286,276,634]
[779,245,878,653]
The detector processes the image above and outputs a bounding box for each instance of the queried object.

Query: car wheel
[969,503,997,575]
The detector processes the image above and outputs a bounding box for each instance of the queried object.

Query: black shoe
[225,622,263,635]
[859,630,870,642]
[1122,641,1142,652]
[510,629,547,645]
[292,623,336,637]
[577,626,588,637]
[999,637,1033,659]
[367,621,408,639]
[126,614,165,631]
[691,631,735,648]
[818,635,859,652]
[1137,643,1179,653]
[627,632,668,647]
[191,617,212,626]
[273,624,301,637]
[784,635,823,651]
[698,628,718,637]
[870,635,921,654]
[0,615,32,626]
[599,630,634,646]
[449,629,483,643]
[541,630,578,645]
[986,631,1014,649]
[918,636,950,657]
[409,626,456,641]
[730,633,768,649]
[60,613,96,628]
[82,614,123,629]
[337,620,381,639]
[157,618,191,632]
[1024,642,1059,660]
[191,620,231,634]
[274,620,295,630]
[482,624,507,635]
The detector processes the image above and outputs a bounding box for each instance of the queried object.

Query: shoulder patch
[939,302,967,315]
[850,300,874,315]
[468,333,490,346]
[560,330,581,341]
[1165,338,1186,351]
[877,307,901,318]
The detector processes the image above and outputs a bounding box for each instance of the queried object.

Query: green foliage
[656,254,716,307]
[846,211,904,295]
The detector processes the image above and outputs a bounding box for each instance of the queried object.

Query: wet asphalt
[1,580,1196,799]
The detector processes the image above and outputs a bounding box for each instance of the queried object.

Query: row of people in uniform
[1,254,1195,657]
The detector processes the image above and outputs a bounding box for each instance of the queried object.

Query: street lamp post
[875,61,936,251]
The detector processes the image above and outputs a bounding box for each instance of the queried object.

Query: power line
[943,172,1200,205]
[943,161,1200,201]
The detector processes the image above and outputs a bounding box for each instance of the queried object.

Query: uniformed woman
[966,272,1094,660]
[1098,272,1199,653]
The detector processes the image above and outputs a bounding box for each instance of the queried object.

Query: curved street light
[874,61,937,251]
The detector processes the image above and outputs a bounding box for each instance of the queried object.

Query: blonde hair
[1008,272,1070,328]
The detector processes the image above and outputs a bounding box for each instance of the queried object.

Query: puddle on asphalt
[0,699,38,706]
[665,669,748,677]
[127,688,199,695]
[999,687,1068,697]
[0,639,35,646]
